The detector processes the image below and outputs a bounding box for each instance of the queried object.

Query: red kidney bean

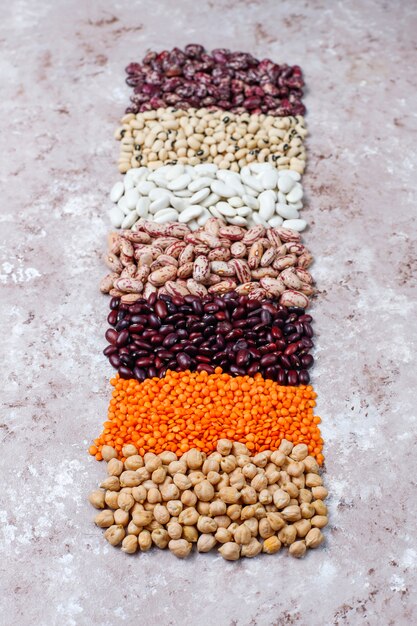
[303,322,314,338]
[236,349,251,366]
[119,365,134,379]
[133,366,147,381]
[115,330,129,347]
[298,369,310,384]
[148,367,158,378]
[300,354,314,368]
[103,345,117,357]
[284,343,299,356]
[196,364,215,374]
[298,314,312,323]
[289,354,301,369]
[280,355,293,370]
[147,292,157,306]
[110,297,120,310]
[105,329,118,345]
[107,310,118,326]
[247,362,260,376]
[287,370,299,385]
[154,300,168,319]
[260,354,278,367]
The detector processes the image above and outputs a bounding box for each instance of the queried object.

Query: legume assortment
[86,43,330,560]
[89,438,327,560]
[104,294,314,384]
[109,163,306,231]
[101,219,314,306]
[89,371,323,463]
[116,109,306,174]
[125,45,305,116]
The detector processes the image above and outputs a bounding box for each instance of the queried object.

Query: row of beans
[89,46,328,559]
[104,293,314,385]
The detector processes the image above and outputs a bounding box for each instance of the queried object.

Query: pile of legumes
[101,219,314,306]
[124,45,305,117]
[116,109,306,174]
[104,293,314,384]
[87,44,329,561]
[89,438,327,559]
[109,163,305,231]
[89,371,323,463]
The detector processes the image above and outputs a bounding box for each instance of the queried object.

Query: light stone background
[0,1,416,625]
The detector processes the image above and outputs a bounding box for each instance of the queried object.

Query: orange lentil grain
[89,370,324,464]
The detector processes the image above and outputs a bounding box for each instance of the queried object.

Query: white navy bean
[153,208,179,223]
[109,206,124,228]
[168,174,191,191]
[110,181,124,203]
[189,188,211,205]
[282,218,307,231]
[137,180,156,195]
[276,204,300,220]
[277,175,296,194]
[258,190,276,221]
[121,212,139,229]
[211,180,236,198]
[286,184,303,203]
[136,197,150,217]
[178,205,204,223]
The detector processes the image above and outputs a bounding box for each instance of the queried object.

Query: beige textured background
[0,1,416,625]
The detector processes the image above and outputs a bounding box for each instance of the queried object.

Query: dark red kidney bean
[225,329,244,341]
[196,364,215,374]
[128,324,145,334]
[300,338,314,349]
[159,294,172,302]
[298,369,310,384]
[191,300,203,315]
[298,314,312,323]
[116,330,129,347]
[230,365,246,376]
[130,315,147,325]
[253,323,268,333]
[203,326,215,338]
[260,354,278,367]
[204,303,219,313]
[247,362,260,376]
[274,339,286,351]
[184,345,198,357]
[177,329,188,339]
[167,359,178,369]
[245,332,258,341]
[133,366,147,381]
[147,292,157,306]
[107,310,118,326]
[132,350,149,358]
[134,339,152,350]
[184,295,197,304]
[303,322,314,338]
[110,297,120,310]
[154,300,168,319]
[280,355,292,370]
[231,306,245,320]
[165,313,183,324]
[246,300,261,311]
[236,349,251,366]
[119,347,129,355]
[119,365,133,379]
[247,347,260,360]
[120,354,133,367]
[103,345,117,356]
[215,334,226,349]
[214,297,227,309]
[300,354,314,368]
[277,369,287,385]
[147,314,161,329]
[116,320,130,332]
[163,333,178,348]
[174,296,186,306]
[214,311,228,321]
[289,354,301,369]
[261,302,278,315]
[264,366,277,379]
[284,342,299,356]
[196,355,211,364]
[189,322,205,333]
[158,366,169,378]
[271,326,283,339]
[287,370,299,385]
[232,319,247,329]
[142,329,157,338]
[260,310,272,324]
[155,349,172,359]
[105,329,118,345]
[294,322,304,334]
[135,356,154,367]
[148,367,158,378]
[191,336,204,347]
[283,324,296,335]
[130,304,145,314]
[159,324,175,335]
[177,353,192,369]
[150,334,164,345]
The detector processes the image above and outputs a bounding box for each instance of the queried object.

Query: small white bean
[110,181,124,203]
[178,205,204,223]
[168,174,192,191]
[136,197,150,217]
[121,212,139,229]
[153,208,179,223]
[286,184,303,203]
[278,175,296,194]
[282,218,307,232]
[137,180,156,195]
[189,188,211,205]
[109,206,124,228]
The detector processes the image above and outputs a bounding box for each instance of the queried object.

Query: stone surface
[0,1,416,625]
